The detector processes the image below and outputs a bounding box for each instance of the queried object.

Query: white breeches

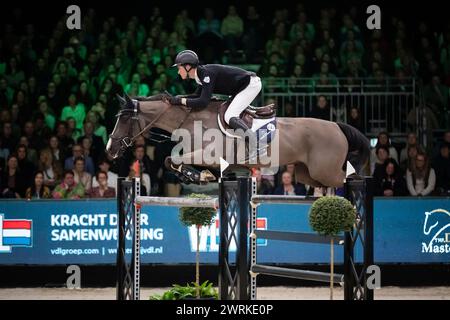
[224,76,262,123]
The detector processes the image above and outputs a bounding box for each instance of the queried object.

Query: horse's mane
[133,93,171,102]
[133,92,227,104]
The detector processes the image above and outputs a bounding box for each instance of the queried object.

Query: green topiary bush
[309,196,356,237]
[179,193,216,227]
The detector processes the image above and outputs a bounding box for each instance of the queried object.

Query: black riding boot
[229,117,258,161]
[229,117,250,132]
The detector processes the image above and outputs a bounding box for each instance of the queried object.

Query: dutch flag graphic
[2,218,32,246]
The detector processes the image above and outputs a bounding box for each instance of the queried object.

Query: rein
[129,100,171,144]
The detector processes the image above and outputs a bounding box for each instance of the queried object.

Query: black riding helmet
[172,50,199,67]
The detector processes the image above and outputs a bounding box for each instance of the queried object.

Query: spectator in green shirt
[124,73,150,97]
[60,93,86,130]
[143,37,162,66]
[52,170,85,199]
[38,97,56,131]
[0,77,14,106]
[174,9,196,40]
[221,5,244,56]
[290,11,316,42]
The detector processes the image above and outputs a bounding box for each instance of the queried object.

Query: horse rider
[168,49,262,134]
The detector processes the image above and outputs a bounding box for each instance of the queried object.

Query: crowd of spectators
[369,131,450,197]
[0,5,449,199]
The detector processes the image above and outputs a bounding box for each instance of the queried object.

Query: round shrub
[309,196,356,236]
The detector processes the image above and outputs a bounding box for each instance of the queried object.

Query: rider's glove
[168,96,183,105]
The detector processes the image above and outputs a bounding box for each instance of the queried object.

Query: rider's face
[177,66,188,80]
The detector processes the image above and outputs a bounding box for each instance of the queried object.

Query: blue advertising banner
[374,198,450,263]
[0,197,449,265]
[0,199,335,265]
[0,200,122,265]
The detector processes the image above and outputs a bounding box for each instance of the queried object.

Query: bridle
[109,98,171,154]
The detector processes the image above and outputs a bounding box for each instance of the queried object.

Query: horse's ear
[116,94,126,107]
[124,93,134,109]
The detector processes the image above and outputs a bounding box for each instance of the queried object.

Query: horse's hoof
[200,169,216,182]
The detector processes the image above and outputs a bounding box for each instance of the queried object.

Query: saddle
[218,101,276,130]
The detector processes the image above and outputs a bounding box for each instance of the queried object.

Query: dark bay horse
[106,93,369,187]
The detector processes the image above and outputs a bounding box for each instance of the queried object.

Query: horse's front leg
[164,151,217,184]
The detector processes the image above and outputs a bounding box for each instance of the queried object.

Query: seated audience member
[25,171,52,199]
[276,163,298,188]
[400,144,421,173]
[347,107,364,133]
[406,152,436,196]
[88,171,116,198]
[0,122,17,155]
[371,145,390,177]
[85,110,108,144]
[18,136,38,167]
[374,159,407,197]
[0,154,25,198]
[80,137,93,160]
[252,167,273,194]
[64,144,95,175]
[77,120,105,164]
[310,95,331,120]
[16,144,36,181]
[22,121,44,151]
[72,157,92,192]
[38,148,63,190]
[66,117,82,142]
[128,163,150,196]
[48,135,66,165]
[133,144,155,177]
[284,163,307,194]
[273,171,306,195]
[52,170,85,199]
[92,158,118,191]
[55,121,75,156]
[0,135,10,170]
[370,132,398,168]
[432,142,450,195]
[399,132,419,164]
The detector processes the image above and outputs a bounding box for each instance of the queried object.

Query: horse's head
[423,209,450,235]
[106,94,142,159]
[423,211,439,236]
[107,93,182,158]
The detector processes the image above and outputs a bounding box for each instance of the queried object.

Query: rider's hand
[168,97,182,105]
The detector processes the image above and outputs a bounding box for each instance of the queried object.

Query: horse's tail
[337,122,370,173]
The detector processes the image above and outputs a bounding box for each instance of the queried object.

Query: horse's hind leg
[295,163,323,187]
